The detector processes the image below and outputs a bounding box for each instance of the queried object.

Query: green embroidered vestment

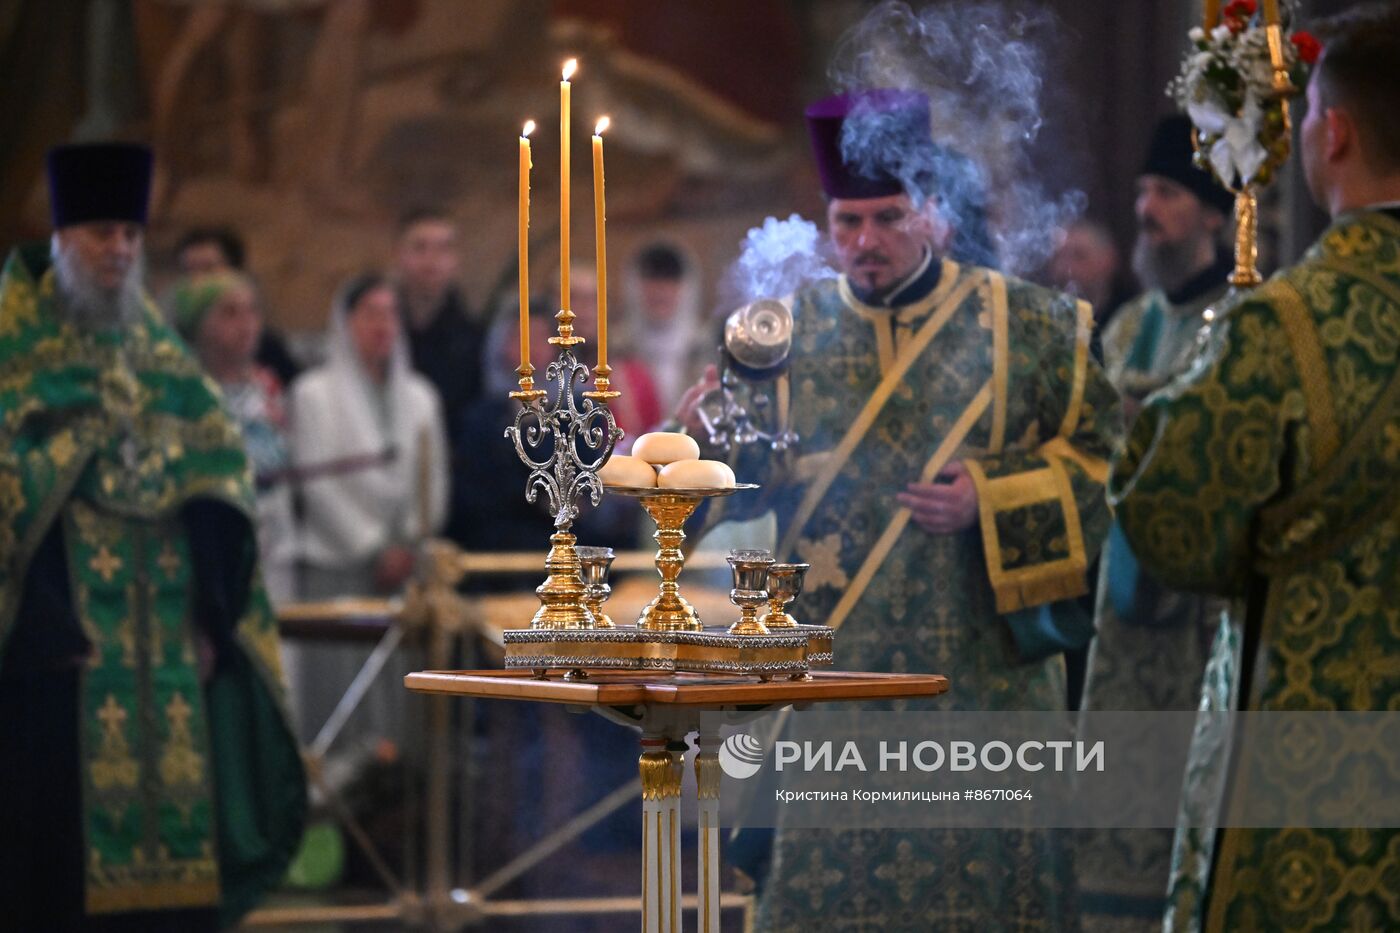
[1111,211,1400,932]
[0,244,306,923]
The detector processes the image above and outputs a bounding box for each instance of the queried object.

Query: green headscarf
[169,270,255,339]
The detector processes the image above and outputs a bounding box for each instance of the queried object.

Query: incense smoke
[723,1,1085,315]
[830,1,1084,276]
[722,214,837,308]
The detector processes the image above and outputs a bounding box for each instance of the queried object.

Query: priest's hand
[674,364,721,437]
[897,461,978,534]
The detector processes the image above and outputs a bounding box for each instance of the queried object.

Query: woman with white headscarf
[287,271,449,750]
[290,271,449,599]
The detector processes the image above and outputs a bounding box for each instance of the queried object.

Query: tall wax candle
[518,120,535,368]
[592,117,610,369]
[560,59,577,316]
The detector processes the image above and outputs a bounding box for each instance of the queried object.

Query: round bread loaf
[658,459,735,489]
[599,454,657,487]
[633,431,700,465]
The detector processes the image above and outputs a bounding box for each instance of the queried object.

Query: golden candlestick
[550,309,585,347]
[531,531,595,629]
[585,362,619,401]
[511,364,546,402]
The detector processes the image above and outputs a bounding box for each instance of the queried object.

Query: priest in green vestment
[0,143,305,930]
[678,89,1121,932]
[1075,115,1235,932]
[1109,8,1400,929]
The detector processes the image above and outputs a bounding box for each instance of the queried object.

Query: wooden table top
[404,669,948,707]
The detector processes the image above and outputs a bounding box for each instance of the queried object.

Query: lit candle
[1204,0,1219,29]
[560,58,577,316]
[593,116,610,370]
[519,120,535,368]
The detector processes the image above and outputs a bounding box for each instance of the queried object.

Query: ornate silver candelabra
[506,320,622,629]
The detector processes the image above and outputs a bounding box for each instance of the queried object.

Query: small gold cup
[576,546,616,629]
[763,562,809,628]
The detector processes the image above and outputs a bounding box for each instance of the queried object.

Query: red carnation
[1291,30,1322,65]
[1224,0,1257,19]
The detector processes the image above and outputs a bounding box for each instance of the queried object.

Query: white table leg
[640,734,681,933]
[669,744,683,933]
[694,730,722,933]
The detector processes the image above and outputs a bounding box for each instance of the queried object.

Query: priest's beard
[51,237,146,331]
[1131,228,1209,296]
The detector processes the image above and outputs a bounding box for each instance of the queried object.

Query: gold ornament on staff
[1175,0,1317,288]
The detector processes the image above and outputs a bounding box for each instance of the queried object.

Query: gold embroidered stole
[775,263,1003,630]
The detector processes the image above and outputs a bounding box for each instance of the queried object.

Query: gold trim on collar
[838,257,962,319]
[838,259,964,374]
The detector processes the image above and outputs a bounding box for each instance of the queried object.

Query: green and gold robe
[1077,269,1232,932]
[0,245,306,923]
[1110,210,1400,932]
[1089,275,1233,715]
[712,257,1121,930]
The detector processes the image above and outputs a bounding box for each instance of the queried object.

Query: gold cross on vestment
[157,543,181,580]
[97,693,128,738]
[165,692,193,735]
[90,546,123,583]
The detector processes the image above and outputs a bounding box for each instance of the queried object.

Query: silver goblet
[726,549,774,636]
[576,546,616,629]
[763,562,810,628]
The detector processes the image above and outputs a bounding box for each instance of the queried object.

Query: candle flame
[522,119,536,138]
[562,58,578,81]
[595,116,610,136]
